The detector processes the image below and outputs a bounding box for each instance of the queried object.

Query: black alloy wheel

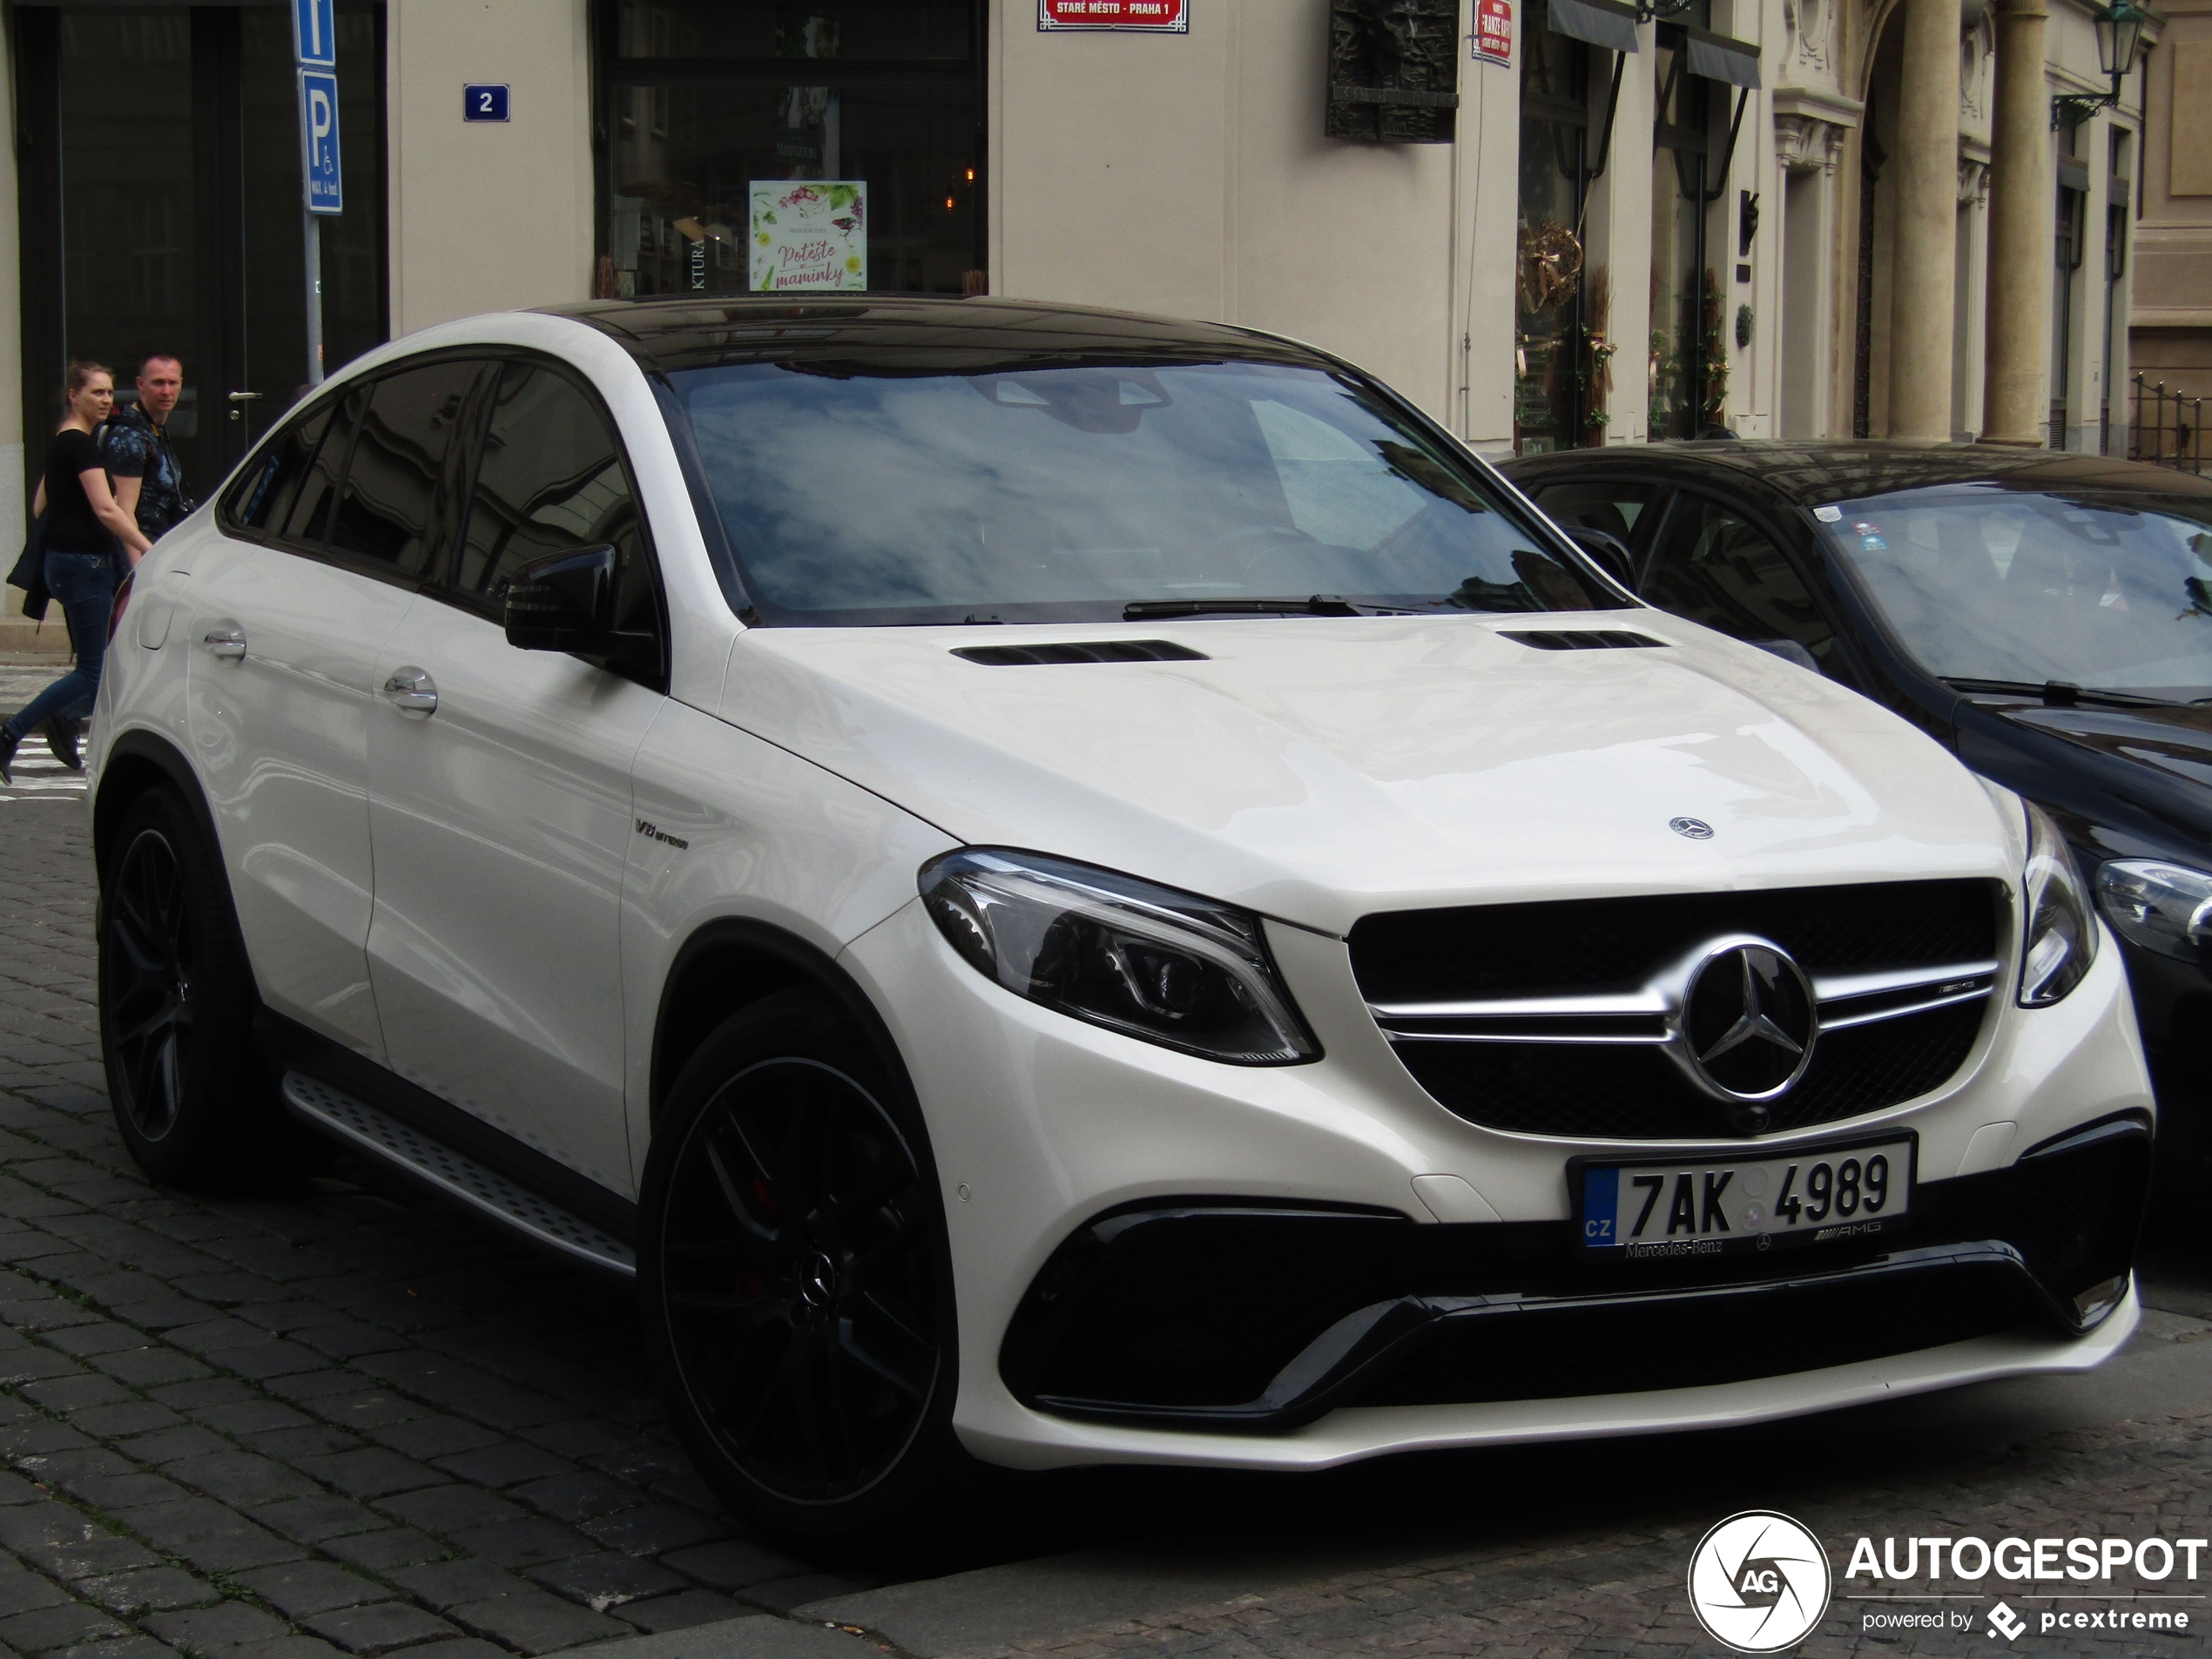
[641,989,973,1548]
[98,786,293,1186]
[105,819,196,1142]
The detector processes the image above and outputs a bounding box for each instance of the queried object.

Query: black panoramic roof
[538,294,1329,376]
[1501,438,2212,507]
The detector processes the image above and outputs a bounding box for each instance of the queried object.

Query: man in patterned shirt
[103,354,194,543]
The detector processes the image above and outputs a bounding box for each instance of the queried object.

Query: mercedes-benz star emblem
[1678,938,1818,1103]
[1669,816,1715,840]
[799,1251,839,1308]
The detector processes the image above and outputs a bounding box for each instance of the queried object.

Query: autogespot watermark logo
[1687,1511,1834,1653]
[1689,1518,2210,1649]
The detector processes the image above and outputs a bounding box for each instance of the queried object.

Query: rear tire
[98,786,305,1186]
[638,988,981,1555]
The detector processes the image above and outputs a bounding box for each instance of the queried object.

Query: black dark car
[1497,442,2212,1190]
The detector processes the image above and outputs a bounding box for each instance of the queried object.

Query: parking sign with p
[298,71,343,214]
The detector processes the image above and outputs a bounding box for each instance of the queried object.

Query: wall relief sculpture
[1325,0,1460,144]
[1783,0,1832,79]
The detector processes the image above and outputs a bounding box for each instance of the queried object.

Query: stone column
[1981,0,2052,444]
[1890,0,1965,440]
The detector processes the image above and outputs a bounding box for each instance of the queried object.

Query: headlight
[2096,860,2212,962]
[919,848,1319,1064]
[2020,802,2099,1008]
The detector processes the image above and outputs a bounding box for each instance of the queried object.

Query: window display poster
[749,181,867,291]
[1039,0,1189,31]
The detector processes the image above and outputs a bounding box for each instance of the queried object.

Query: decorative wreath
[1519,221,1585,313]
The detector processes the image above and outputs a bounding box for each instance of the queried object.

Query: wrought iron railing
[2128,374,2206,473]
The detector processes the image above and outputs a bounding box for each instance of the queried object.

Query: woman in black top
[1,363,153,783]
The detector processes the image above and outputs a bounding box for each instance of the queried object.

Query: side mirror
[505,545,617,653]
[1562,525,1637,592]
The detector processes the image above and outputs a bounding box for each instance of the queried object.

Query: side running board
[279,1072,637,1277]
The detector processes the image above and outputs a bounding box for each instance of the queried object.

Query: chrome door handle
[200,626,246,661]
[381,666,439,716]
[226,390,263,424]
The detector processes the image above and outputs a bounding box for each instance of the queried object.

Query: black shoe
[0,731,16,786]
[42,716,83,771]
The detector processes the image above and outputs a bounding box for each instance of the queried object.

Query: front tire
[638,989,976,1554]
[98,786,294,1185]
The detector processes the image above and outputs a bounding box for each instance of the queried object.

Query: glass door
[15,3,387,510]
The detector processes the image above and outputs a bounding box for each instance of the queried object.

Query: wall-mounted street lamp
[2053,0,2148,128]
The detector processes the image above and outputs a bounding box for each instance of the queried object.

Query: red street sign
[1039,0,1189,30]
[1474,0,1514,64]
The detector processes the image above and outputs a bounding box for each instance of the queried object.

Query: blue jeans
[4,550,118,741]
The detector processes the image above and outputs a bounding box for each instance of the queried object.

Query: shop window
[1515,29,1592,455]
[598,1,983,299]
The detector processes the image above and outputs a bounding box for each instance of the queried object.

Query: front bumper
[999,1115,2149,1430]
[839,894,2155,1473]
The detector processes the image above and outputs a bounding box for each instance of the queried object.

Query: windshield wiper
[1941,678,2182,710]
[1123,594,1367,620]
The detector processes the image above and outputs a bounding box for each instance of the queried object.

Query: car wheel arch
[94,731,233,907]
[647,916,920,1137]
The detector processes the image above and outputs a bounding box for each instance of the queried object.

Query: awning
[1682,25,1762,88]
[1547,0,1640,54]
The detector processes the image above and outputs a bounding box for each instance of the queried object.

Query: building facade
[0,0,2159,578]
[2130,0,2209,460]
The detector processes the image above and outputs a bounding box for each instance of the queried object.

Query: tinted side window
[227,401,335,533]
[282,387,367,547]
[1534,480,1664,543]
[459,362,645,610]
[327,361,483,575]
[1642,495,1844,677]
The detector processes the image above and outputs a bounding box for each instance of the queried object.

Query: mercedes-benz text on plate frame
[86,297,2156,1550]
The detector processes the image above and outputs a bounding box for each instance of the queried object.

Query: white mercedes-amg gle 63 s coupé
[87,297,2154,1548]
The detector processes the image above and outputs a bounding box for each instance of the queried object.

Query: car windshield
[1817,485,2212,701]
[665,357,1622,625]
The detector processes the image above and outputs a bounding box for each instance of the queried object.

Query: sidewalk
[0,592,71,666]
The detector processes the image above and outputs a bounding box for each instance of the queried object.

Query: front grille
[1350,880,2003,1139]
[1357,1257,2042,1406]
[1399,1001,1985,1139]
[1352,880,1999,1004]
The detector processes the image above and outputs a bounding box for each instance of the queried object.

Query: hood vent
[953,640,1209,666]
[1501,629,1668,651]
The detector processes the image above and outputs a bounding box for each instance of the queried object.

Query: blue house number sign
[464,84,510,122]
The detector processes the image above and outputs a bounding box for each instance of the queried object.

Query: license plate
[1574,1135,1915,1260]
